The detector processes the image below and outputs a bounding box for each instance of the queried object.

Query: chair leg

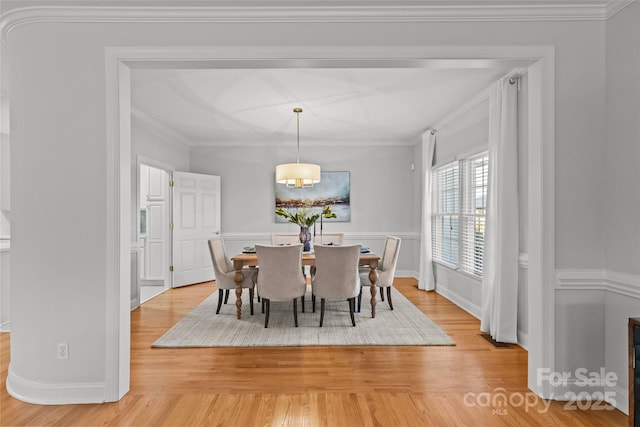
[224,289,230,304]
[293,298,299,327]
[380,289,385,302]
[216,289,224,314]
[319,298,326,327]
[301,295,305,313]
[348,297,356,327]
[356,287,362,313]
[249,288,255,315]
[312,294,316,313]
[264,299,270,328]
[262,298,265,314]
[387,287,393,310]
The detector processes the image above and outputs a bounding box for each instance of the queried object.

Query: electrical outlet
[57,342,68,360]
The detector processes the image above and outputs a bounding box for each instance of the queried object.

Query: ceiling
[130,63,520,147]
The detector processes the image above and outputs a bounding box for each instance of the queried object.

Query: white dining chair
[207,237,257,315]
[270,233,300,246]
[313,232,344,246]
[255,244,307,328]
[358,236,401,312]
[311,244,361,327]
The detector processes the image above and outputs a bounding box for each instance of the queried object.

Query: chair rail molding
[1,1,634,42]
[556,269,640,299]
[222,231,419,242]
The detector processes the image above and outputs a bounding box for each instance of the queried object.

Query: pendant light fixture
[275,108,321,188]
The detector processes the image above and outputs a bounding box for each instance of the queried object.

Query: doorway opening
[137,160,172,304]
[106,45,555,402]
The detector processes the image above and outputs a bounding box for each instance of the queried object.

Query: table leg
[368,265,379,318]
[233,260,244,319]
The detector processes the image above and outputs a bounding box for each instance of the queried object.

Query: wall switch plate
[57,342,68,360]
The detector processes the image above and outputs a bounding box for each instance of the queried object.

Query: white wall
[2,3,616,405]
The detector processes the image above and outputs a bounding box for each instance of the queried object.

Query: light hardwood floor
[1,278,628,426]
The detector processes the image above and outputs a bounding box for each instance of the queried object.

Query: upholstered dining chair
[311,244,361,327]
[255,244,307,328]
[270,233,300,246]
[309,232,345,278]
[207,237,257,315]
[313,232,344,246]
[358,236,401,312]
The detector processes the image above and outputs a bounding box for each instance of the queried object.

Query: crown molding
[1,2,633,41]
[605,0,635,19]
[189,138,418,148]
[130,107,192,148]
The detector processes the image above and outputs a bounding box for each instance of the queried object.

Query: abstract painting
[275,171,350,222]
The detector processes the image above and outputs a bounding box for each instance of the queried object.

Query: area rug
[152,287,454,347]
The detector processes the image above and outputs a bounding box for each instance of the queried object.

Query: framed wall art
[275,171,350,222]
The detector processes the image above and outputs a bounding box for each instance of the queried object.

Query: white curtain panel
[480,77,519,343]
[418,129,437,291]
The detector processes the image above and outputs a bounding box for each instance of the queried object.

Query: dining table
[230,250,380,320]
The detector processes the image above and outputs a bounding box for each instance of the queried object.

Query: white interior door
[172,171,220,287]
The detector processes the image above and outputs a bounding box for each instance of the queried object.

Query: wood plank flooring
[0,278,628,426]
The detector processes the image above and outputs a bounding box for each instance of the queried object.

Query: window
[432,152,488,277]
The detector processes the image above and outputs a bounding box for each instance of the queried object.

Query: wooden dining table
[230,251,380,320]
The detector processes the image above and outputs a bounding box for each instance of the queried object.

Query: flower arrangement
[275,201,336,227]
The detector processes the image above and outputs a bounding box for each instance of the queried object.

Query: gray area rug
[152,287,454,347]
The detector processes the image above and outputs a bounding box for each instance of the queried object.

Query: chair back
[376,236,401,288]
[207,237,235,289]
[255,244,306,301]
[381,236,401,272]
[313,233,344,246]
[270,233,300,246]
[312,244,361,299]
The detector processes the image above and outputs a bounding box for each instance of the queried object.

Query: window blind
[431,152,488,277]
[460,153,488,276]
[431,161,459,267]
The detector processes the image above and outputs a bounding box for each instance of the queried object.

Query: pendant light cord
[294,108,302,164]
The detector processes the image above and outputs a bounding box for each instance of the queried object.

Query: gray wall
[189,144,421,275]
[603,1,640,409]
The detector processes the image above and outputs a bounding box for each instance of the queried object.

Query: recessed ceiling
[131,62,523,147]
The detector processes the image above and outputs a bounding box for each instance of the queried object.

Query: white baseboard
[396,270,418,279]
[517,330,529,350]
[0,320,10,332]
[434,283,482,319]
[6,365,106,405]
[545,381,627,415]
